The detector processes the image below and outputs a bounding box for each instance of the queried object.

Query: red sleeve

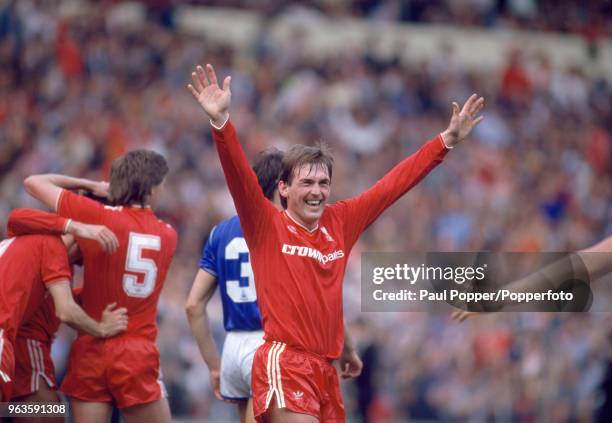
[332,135,449,247]
[40,236,72,287]
[57,189,104,224]
[165,224,178,261]
[7,208,69,237]
[211,121,275,245]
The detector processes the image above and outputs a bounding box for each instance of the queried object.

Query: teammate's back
[24,149,177,420]
[58,190,177,340]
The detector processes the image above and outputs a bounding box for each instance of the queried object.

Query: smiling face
[279,162,331,230]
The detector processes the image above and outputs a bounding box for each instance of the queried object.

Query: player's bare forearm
[187,306,221,371]
[342,324,355,355]
[340,324,363,378]
[48,283,128,338]
[455,237,612,319]
[578,235,612,280]
[60,302,107,337]
[187,306,223,401]
[24,174,101,211]
[62,306,126,338]
[186,270,222,371]
[489,253,590,309]
[485,238,611,310]
[496,237,612,309]
[7,208,70,237]
[28,174,99,191]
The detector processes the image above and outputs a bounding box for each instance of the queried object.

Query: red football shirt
[18,287,82,345]
[17,295,57,345]
[4,209,76,344]
[212,121,448,359]
[0,235,72,343]
[57,190,177,341]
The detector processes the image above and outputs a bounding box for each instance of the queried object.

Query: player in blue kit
[186,149,284,423]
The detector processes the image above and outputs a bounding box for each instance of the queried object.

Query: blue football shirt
[199,215,262,331]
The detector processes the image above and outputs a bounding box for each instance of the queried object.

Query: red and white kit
[212,121,448,421]
[13,286,83,399]
[55,191,177,408]
[0,211,72,400]
[12,295,60,398]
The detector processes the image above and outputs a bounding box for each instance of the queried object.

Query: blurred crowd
[195,0,612,36]
[0,0,611,421]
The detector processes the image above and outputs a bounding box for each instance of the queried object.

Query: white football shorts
[220,330,265,400]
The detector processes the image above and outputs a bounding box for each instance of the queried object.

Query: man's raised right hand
[187,64,232,127]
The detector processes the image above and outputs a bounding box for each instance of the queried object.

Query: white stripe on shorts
[27,340,38,392]
[0,329,9,383]
[264,342,286,409]
[158,365,168,398]
[274,343,286,408]
[34,340,46,390]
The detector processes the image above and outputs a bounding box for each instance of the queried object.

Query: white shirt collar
[284,210,318,233]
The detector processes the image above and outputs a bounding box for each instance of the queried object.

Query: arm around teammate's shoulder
[7,208,118,253]
[7,208,70,237]
[24,174,108,212]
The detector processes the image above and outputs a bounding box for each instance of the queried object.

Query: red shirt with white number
[57,191,177,341]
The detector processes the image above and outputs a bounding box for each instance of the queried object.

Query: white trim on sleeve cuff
[210,114,230,130]
[63,219,72,234]
[440,134,454,149]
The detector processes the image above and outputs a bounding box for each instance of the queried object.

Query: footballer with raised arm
[23,150,177,423]
[187,149,362,423]
[186,149,284,423]
[188,63,484,423]
[0,209,128,403]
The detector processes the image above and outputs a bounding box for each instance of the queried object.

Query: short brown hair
[278,143,333,209]
[109,150,169,207]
